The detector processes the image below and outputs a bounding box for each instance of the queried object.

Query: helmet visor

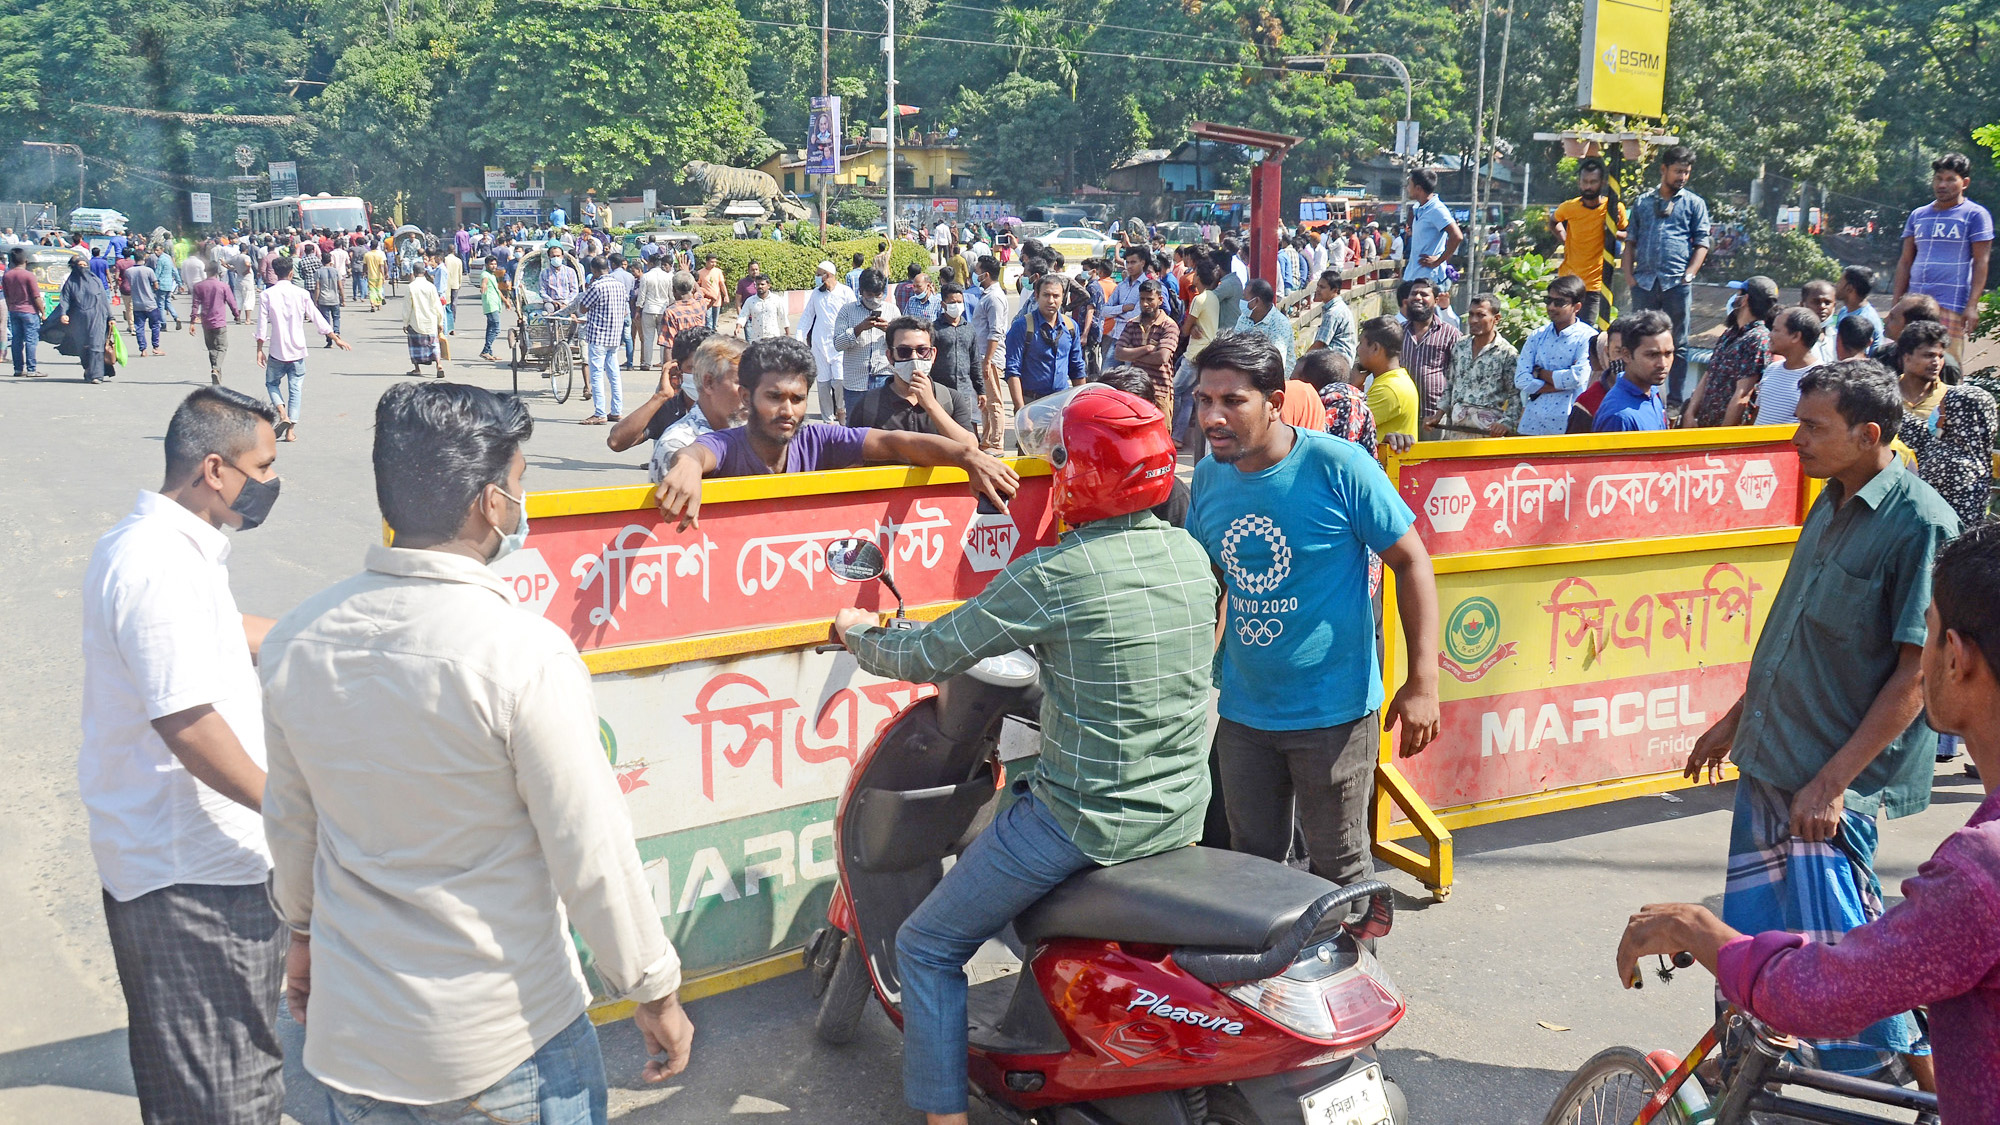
[1013,385,1087,464]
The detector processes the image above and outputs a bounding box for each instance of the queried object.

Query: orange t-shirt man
[1551,195,1628,294]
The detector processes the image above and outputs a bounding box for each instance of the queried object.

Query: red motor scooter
[804,538,1409,1125]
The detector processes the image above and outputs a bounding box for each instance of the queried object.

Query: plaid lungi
[406,331,438,365]
[102,882,286,1125]
[1719,775,1927,1080]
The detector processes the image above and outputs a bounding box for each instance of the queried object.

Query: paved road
[0,290,1979,1122]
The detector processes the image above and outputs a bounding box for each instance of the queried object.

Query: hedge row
[701,236,931,292]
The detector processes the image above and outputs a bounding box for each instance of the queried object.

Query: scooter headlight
[1223,942,1406,1045]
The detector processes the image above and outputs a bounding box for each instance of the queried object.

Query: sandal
[579,414,608,426]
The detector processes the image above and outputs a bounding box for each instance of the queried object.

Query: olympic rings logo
[1235,617,1284,646]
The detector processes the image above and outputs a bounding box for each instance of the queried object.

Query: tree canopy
[0,0,1979,228]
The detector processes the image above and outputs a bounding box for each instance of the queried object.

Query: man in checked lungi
[1683,359,1960,1088]
[79,387,290,1123]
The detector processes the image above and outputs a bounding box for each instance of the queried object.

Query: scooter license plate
[1297,1064,1391,1125]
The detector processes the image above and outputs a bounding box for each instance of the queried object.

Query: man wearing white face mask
[846,316,981,445]
[261,381,692,1125]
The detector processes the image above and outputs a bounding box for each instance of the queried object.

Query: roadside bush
[833,197,883,228]
[700,236,929,292]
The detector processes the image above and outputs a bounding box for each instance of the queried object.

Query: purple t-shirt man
[1902,199,1995,315]
[694,423,869,475]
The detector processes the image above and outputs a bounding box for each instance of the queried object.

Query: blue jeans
[326,1012,607,1125]
[317,303,342,339]
[8,310,38,373]
[1171,357,1202,448]
[898,788,1096,1115]
[586,342,623,417]
[485,312,502,355]
[265,357,305,422]
[135,307,164,351]
[1632,282,1692,401]
[352,269,366,300]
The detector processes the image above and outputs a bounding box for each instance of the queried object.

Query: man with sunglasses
[1620,145,1710,402]
[846,316,980,443]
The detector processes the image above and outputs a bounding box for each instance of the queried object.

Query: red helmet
[1015,385,1177,524]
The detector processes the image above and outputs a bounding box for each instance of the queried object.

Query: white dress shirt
[81,491,270,902]
[638,267,674,315]
[798,282,855,383]
[740,293,790,340]
[261,546,680,1103]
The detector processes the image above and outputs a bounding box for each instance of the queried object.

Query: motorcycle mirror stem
[879,571,907,618]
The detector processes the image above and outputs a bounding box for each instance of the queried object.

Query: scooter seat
[1013,846,1338,952]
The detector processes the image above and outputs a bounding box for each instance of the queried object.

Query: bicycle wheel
[549,341,574,405]
[1541,1046,1692,1125]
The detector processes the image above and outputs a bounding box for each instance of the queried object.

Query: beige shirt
[261,546,679,1103]
[402,275,444,337]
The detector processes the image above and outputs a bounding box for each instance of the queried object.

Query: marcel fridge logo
[1441,595,1517,683]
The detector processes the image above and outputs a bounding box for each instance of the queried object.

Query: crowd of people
[32,137,2000,1125]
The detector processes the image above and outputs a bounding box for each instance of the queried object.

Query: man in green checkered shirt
[832,386,1216,1124]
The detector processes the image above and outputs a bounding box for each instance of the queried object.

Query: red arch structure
[1188,121,1304,285]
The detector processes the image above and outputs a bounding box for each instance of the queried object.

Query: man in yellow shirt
[1551,156,1627,329]
[1358,315,1418,451]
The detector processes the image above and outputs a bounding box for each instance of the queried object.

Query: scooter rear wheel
[814,932,873,1045]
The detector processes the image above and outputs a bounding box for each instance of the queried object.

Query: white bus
[246,193,371,236]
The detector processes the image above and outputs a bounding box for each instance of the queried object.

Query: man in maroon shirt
[5,247,45,377]
[188,266,240,384]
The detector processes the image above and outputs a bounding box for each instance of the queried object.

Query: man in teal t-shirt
[1186,331,1442,887]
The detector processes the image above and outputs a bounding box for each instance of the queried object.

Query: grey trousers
[1214,712,1378,888]
[638,310,662,368]
[203,326,229,370]
[817,377,843,421]
[103,882,287,1125]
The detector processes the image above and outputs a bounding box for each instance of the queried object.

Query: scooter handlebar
[1173,880,1396,988]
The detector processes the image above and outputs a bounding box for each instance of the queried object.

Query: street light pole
[1466,0,1493,305]
[884,0,896,245]
[1282,53,1413,133]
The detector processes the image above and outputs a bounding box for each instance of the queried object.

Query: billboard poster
[1579,0,1670,117]
[805,96,842,176]
[483,165,516,194]
[490,475,1057,655]
[1394,543,1789,815]
[189,192,212,224]
[267,160,299,198]
[1398,443,1800,555]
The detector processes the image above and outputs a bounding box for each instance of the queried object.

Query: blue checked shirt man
[564,270,629,420]
[1621,147,1710,398]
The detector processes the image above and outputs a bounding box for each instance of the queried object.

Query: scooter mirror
[825,537,887,583]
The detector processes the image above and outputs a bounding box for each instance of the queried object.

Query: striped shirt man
[564,274,628,351]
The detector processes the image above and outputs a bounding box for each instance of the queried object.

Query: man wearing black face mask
[262,382,693,1123]
[80,385,288,1125]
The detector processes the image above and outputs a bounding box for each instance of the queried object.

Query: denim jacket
[1627,187,1711,291]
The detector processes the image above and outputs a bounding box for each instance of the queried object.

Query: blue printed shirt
[1513,320,1597,436]
[1188,429,1415,731]
[1626,187,1711,291]
[1901,200,1995,314]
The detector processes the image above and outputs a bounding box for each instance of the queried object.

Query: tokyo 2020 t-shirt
[1188,428,1415,730]
[1902,200,1995,314]
[694,423,869,476]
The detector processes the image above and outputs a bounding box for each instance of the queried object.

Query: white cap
[816,260,837,275]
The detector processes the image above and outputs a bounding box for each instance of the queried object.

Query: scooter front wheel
[814,932,873,1045]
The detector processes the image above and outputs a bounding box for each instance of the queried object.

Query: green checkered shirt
[844,511,1219,864]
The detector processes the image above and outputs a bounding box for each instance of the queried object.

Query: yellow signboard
[1579,0,1670,118]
